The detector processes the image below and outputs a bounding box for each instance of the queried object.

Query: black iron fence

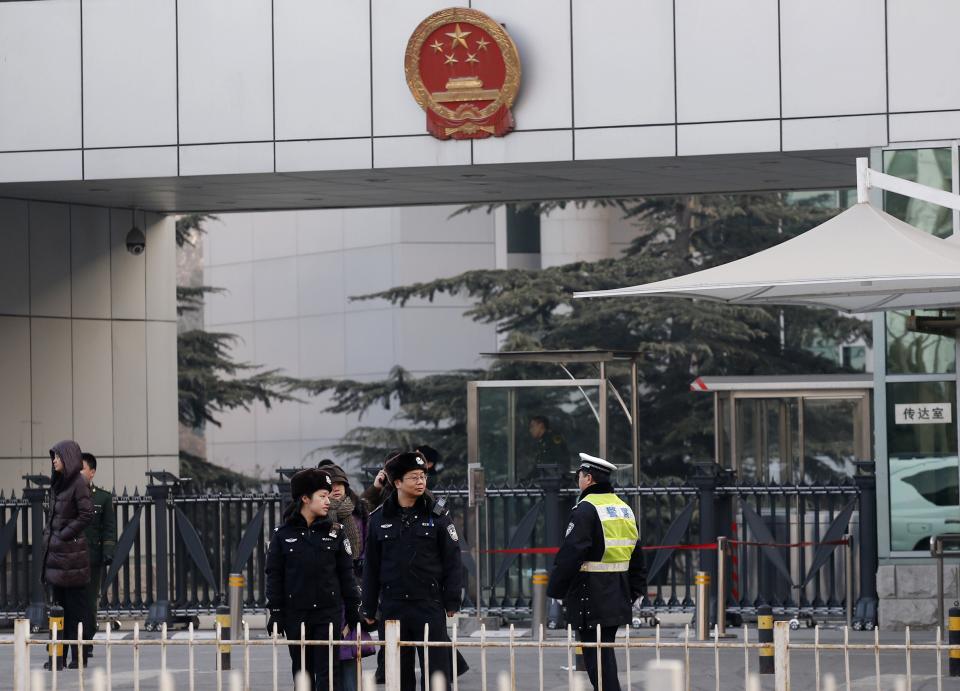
[0,463,878,631]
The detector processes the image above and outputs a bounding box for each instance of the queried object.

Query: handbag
[340,626,377,660]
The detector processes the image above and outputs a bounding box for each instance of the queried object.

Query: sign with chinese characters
[894,403,952,425]
[405,8,521,140]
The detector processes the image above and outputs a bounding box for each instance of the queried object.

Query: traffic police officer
[361,451,463,691]
[79,452,115,665]
[266,468,361,691]
[547,453,646,691]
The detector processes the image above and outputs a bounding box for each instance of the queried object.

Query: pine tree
[302,193,871,480]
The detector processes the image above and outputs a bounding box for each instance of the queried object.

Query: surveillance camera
[126,226,146,255]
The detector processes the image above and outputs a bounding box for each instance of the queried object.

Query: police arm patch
[565,522,574,537]
[446,524,459,542]
[343,538,352,556]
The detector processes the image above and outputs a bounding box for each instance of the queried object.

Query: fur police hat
[414,444,440,467]
[290,468,333,500]
[316,459,349,486]
[385,451,428,484]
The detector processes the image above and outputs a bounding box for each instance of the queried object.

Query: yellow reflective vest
[576,493,639,573]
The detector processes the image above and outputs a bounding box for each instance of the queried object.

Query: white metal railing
[8,618,959,691]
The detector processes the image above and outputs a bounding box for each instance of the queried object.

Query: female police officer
[266,468,361,690]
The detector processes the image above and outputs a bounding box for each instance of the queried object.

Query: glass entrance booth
[467,351,642,484]
[691,374,873,484]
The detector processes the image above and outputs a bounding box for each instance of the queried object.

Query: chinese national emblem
[405,8,521,140]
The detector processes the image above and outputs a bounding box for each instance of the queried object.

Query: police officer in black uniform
[361,451,463,691]
[266,468,361,691]
[547,454,647,691]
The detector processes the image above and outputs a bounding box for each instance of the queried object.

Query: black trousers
[381,600,452,691]
[51,585,89,663]
[81,565,101,659]
[284,612,340,691]
[579,625,620,691]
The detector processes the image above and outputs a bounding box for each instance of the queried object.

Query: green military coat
[83,485,116,567]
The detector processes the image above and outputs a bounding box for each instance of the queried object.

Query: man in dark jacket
[362,452,463,691]
[266,468,361,691]
[547,453,646,691]
[42,440,94,670]
[78,452,115,663]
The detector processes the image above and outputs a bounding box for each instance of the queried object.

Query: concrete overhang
[0,149,864,213]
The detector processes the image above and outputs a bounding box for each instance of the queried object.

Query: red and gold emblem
[405,8,521,140]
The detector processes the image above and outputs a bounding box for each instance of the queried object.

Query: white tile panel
[473,0,572,130]
[782,115,887,152]
[298,253,346,316]
[373,136,471,169]
[343,245,394,310]
[299,314,347,378]
[0,0,81,150]
[205,264,254,325]
[299,395,349,439]
[253,258,299,320]
[255,400,302,442]
[29,203,72,318]
[675,0,779,122]
[84,147,178,180]
[112,456,148,494]
[252,212,297,261]
[207,443,258,477]
[179,143,274,177]
[572,0,675,127]
[275,140,372,173]
[575,126,675,161]
[177,0,273,144]
[255,440,302,475]
[473,130,573,164]
[253,317,300,377]
[70,205,111,319]
[146,321,178,456]
[780,0,886,118]
[677,120,780,156]
[205,213,253,267]
[370,0,450,137]
[888,1,960,112]
[0,152,83,184]
[296,210,345,255]
[209,407,257,445]
[396,307,496,371]
[344,309,396,375]
[110,208,146,320]
[342,208,394,249]
[890,111,960,143]
[147,456,180,480]
[71,319,113,456]
[82,0,177,147]
[112,321,147,456]
[0,200,30,315]
[0,460,35,496]
[0,317,32,457]
[393,242,494,308]
[274,0,371,140]
[31,318,73,456]
[393,204,494,244]
[145,213,177,321]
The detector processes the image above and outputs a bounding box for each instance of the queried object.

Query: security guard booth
[466,350,644,484]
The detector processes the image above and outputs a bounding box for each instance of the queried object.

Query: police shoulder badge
[446,524,459,542]
[405,7,521,140]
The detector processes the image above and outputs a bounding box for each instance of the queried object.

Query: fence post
[774,620,791,691]
[690,462,720,624]
[23,484,47,632]
[854,461,878,629]
[146,482,172,630]
[540,468,565,628]
[385,619,401,691]
[13,618,28,691]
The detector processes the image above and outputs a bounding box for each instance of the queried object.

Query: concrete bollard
[531,569,548,634]
[216,604,231,670]
[47,605,64,670]
[757,605,773,675]
[950,604,960,677]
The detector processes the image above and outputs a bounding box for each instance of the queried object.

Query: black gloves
[267,610,285,637]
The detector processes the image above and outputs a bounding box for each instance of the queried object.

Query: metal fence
[5,617,953,691]
[0,463,879,632]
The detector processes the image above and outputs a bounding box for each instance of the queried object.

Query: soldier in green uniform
[529,416,570,474]
[78,452,116,664]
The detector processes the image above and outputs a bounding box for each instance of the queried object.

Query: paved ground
[0,625,952,690]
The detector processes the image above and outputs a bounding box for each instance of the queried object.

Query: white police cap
[575,453,617,475]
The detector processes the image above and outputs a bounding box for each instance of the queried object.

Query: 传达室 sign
[894,403,952,425]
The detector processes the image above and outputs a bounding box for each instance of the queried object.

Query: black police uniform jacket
[361,491,463,618]
[265,512,361,622]
[546,482,647,629]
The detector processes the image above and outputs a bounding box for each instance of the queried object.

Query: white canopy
[574,202,960,313]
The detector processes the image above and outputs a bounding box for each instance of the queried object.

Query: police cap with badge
[574,452,618,478]
[384,451,429,484]
[290,468,333,500]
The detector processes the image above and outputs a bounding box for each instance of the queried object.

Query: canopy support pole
[857,156,960,211]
